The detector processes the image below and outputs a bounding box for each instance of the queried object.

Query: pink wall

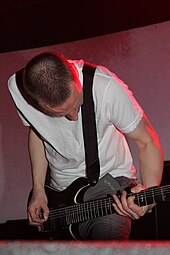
[1,21,170,223]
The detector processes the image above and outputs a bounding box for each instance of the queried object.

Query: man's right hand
[27,190,49,226]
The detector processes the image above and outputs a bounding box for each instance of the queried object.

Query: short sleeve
[103,75,143,133]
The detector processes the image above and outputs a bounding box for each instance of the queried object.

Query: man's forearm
[28,128,48,192]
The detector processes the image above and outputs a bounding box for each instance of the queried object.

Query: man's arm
[27,127,49,225]
[113,114,164,219]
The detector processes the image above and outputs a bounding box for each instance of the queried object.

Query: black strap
[82,62,100,186]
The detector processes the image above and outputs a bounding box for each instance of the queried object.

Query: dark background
[1,0,170,53]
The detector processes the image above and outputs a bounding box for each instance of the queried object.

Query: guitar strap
[82,62,100,186]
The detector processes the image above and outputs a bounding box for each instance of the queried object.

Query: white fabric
[8,60,143,190]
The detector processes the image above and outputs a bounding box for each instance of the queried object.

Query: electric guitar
[28,174,170,240]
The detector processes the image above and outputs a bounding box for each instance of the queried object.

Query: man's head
[22,51,82,120]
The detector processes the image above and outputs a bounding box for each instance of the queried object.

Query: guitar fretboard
[132,185,170,206]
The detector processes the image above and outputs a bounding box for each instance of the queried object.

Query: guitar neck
[132,185,170,206]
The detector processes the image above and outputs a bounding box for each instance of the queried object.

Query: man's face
[42,80,83,121]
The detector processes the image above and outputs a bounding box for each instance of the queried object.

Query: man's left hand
[112,184,155,220]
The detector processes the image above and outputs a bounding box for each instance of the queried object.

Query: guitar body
[45,177,89,208]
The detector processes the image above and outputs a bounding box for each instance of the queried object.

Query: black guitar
[28,174,170,240]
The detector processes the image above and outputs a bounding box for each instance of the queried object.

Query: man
[8,51,163,240]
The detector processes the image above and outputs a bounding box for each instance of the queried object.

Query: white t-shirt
[8,60,143,190]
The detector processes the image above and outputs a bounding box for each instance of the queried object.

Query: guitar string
[48,187,170,219]
[48,198,113,220]
[46,186,170,221]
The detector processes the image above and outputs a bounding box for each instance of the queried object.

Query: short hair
[22,51,75,112]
